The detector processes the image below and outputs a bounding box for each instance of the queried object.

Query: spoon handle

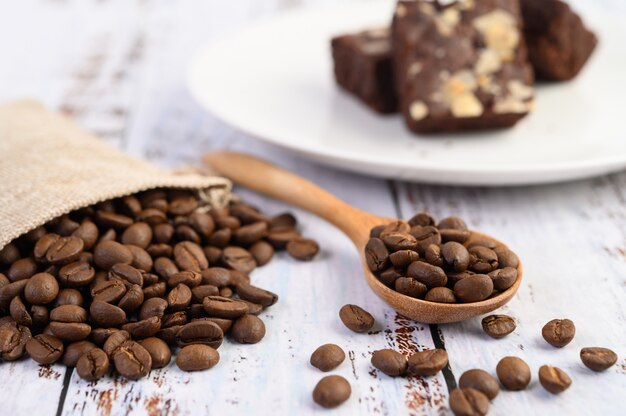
[203,151,384,247]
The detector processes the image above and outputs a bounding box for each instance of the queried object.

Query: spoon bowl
[204,151,522,323]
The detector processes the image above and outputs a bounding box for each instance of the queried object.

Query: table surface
[1,1,625,415]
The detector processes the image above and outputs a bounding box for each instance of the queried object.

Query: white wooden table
[1,1,625,415]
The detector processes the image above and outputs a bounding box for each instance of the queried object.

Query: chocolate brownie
[521,0,597,81]
[331,28,397,114]
[392,0,534,133]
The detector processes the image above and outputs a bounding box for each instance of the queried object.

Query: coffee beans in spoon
[365,213,519,304]
[0,189,316,381]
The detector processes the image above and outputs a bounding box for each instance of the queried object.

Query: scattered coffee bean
[231,314,266,344]
[176,344,220,371]
[542,319,575,348]
[371,349,407,376]
[580,347,618,372]
[538,365,571,394]
[481,315,516,339]
[458,369,500,400]
[312,375,351,408]
[496,356,531,390]
[407,348,448,377]
[76,348,110,381]
[138,337,171,369]
[339,304,375,333]
[286,238,319,261]
[449,388,489,416]
[310,344,345,372]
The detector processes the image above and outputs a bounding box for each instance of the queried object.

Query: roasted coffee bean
[203,296,248,319]
[90,328,119,347]
[139,297,169,321]
[119,195,142,217]
[147,243,172,258]
[310,344,345,372]
[365,238,389,272]
[54,217,81,236]
[449,388,489,416]
[0,242,21,265]
[440,229,471,244]
[0,322,31,360]
[339,304,375,333]
[234,221,268,245]
[109,263,143,287]
[493,246,519,269]
[120,222,152,249]
[270,212,297,229]
[286,238,319,261]
[538,365,571,394]
[202,317,233,333]
[312,375,351,408]
[153,258,177,281]
[24,272,59,305]
[203,247,223,265]
[191,285,219,303]
[168,271,202,288]
[113,341,152,380]
[201,268,231,287]
[369,224,385,238]
[468,246,498,273]
[229,270,251,286]
[93,241,133,270]
[175,225,201,244]
[389,250,420,268]
[8,257,38,282]
[30,305,49,328]
[453,275,493,303]
[425,287,456,303]
[219,287,233,298]
[407,348,448,377]
[231,314,265,344]
[424,244,444,267]
[50,305,87,323]
[142,272,159,286]
[167,284,192,311]
[98,229,117,243]
[161,312,188,328]
[379,221,410,238]
[438,216,467,230]
[441,242,470,272]
[208,227,232,247]
[0,280,28,308]
[25,334,64,364]
[122,316,161,339]
[188,212,215,238]
[409,226,441,253]
[395,277,427,299]
[176,320,224,349]
[118,284,144,313]
[49,322,91,342]
[496,356,531,390]
[408,212,435,227]
[46,236,84,265]
[54,288,84,307]
[482,315,516,339]
[153,223,174,244]
[447,271,473,286]
[138,337,171,368]
[157,325,183,344]
[103,330,131,356]
[542,319,575,348]
[266,228,299,250]
[124,245,153,272]
[62,341,97,367]
[407,261,447,288]
[10,296,32,326]
[71,222,99,250]
[138,208,168,225]
[143,282,167,300]
[58,261,96,287]
[458,369,500,400]
[169,195,198,216]
[91,279,127,304]
[378,267,402,287]
[34,234,60,262]
[580,347,618,371]
[221,246,256,272]
[371,349,407,376]
[90,301,127,327]
[488,267,517,291]
[235,283,278,307]
[382,233,418,252]
[176,344,220,372]
[95,211,133,229]
[0,273,9,287]
[76,348,110,381]
[238,299,262,314]
[174,241,208,272]
[248,241,274,266]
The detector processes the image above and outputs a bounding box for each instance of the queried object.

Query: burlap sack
[0,100,231,250]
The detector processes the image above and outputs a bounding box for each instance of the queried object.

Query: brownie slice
[392,0,534,133]
[521,0,598,81]
[331,28,397,114]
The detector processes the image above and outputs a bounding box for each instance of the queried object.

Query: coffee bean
[488,267,517,291]
[175,225,201,244]
[369,224,385,238]
[203,296,248,319]
[98,229,117,244]
[407,348,448,376]
[235,283,278,307]
[0,322,31,360]
[50,305,88,323]
[91,279,127,304]
[493,246,519,269]
[169,195,198,216]
[249,241,274,266]
[167,284,192,311]
[424,287,456,303]
[449,388,489,416]
[55,288,84,307]
[112,341,152,380]
[90,301,127,327]
[270,212,297,229]
[122,316,161,339]
[407,261,447,288]
[138,337,171,368]
[30,305,49,328]
[208,228,232,247]
[139,297,169,321]
[438,216,467,230]
[120,223,152,248]
[286,238,319,261]
[143,282,167,300]
[395,277,427,299]
[49,322,91,342]
[371,349,407,376]
[440,229,470,244]
[138,208,168,225]
[203,317,233,334]
[219,287,233,298]
[0,280,28,309]
[365,238,389,272]
[90,328,119,347]
[458,369,500,400]
[168,271,201,288]
[62,341,97,367]
[378,267,402,287]
[339,304,375,333]
[161,312,188,328]
[54,217,81,236]
[382,233,418,252]
[468,246,498,273]
[496,356,531,390]
[118,284,144,313]
[147,243,172,258]
[542,319,575,348]
[190,285,219,303]
[221,246,256,272]
[0,273,9,287]
[153,223,174,244]
[72,221,99,250]
[310,344,345,372]
[95,211,134,229]
[58,261,96,287]
[580,347,618,371]
[93,241,133,270]
[481,315,515,339]
[25,334,64,364]
[76,348,110,381]
[441,242,470,272]
[424,244,444,267]
[389,250,420,268]
[0,243,21,265]
[10,296,32,326]
[201,268,231,287]
[109,263,143,286]
[103,330,131,356]
[408,212,435,227]
[188,212,215,237]
[453,275,493,303]
[176,344,220,372]
[34,234,60,262]
[231,314,265,344]
[174,241,208,272]
[538,365,571,394]
[409,226,441,253]
[24,272,59,305]
[46,236,84,265]
[234,221,268,245]
[312,375,351,408]
[379,221,410,238]
[8,257,38,282]
[239,299,261,314]
[176,320,224,349]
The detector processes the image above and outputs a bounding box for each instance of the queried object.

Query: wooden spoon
[204,151,522,324]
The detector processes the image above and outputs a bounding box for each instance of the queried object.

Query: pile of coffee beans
[365,213,520,303]
[0,189,319,380]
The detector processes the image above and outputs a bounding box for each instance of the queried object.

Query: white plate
[188,1,626,186]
